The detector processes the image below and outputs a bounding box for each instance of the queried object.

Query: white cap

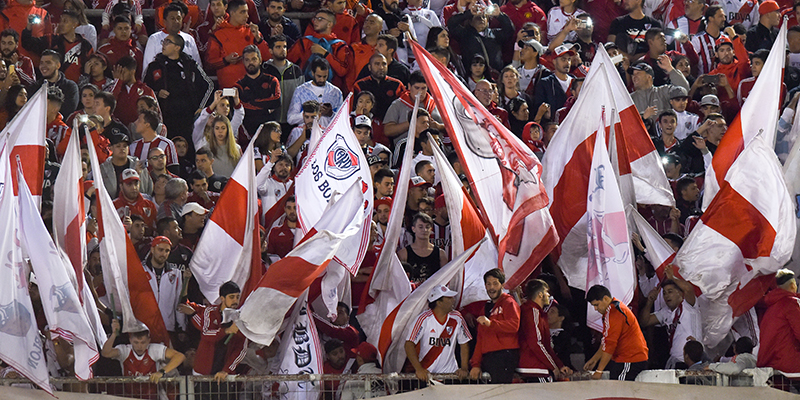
[428,285,458,302]
[354,114,372,128]
[181,202,209,217]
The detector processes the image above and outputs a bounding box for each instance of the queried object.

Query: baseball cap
[715,35,733,49]
[351,342,378,362]
[108,131,131,145]
[374,197,392,209]
[367,155,383,166]
[669,86,689,99]
[700,94,720,107]
[434,194,446,209]
[121,168,140,183]
[428,285,458,302]
[628,62,654,77]
[354,114,372,129]
[553,43,578,58]
[603,41,619,51]
[410,176,431,188]
[759,0,780,15]
[181,202,209,217]
[518,39,544,54]
[151,236,172,248]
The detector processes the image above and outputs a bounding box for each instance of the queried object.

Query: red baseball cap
[151,236,172,248]
[351,342,378,362]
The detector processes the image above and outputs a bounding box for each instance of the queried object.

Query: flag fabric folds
[675,135,795,348]
[0,82,47,201]
[85,127,170,343]
[543,46,674,290]
[17,167,99,380]
[410,39,557,289]
[236,180,365,346]
[702,23,787,211]
[274,291,323,400]
[585,119,635,332]
[191,132,263,304]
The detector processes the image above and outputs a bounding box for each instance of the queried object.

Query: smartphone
[664,28,683,39]
[523,29,538,37]
[7,64,14,75]
[222,88,236,97]
[28,14,41,25]
[704,75,720,85]
[610,54,624,65]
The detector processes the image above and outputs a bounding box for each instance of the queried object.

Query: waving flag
[235,180,365,346]
[675,135,795,348]
[543,47,674,289]
[411,39,557,289]
[53,121,107,346]
[428,134,495,308]
[17,166,99,380]
[0,82,47,201]
[702,23,786,210]
[378,238,486,373]
[356,100,418,346]
[275,291,323,400]
[86,128,169,343]
[0,164,52,394]
[191,132,263,304]
[585,118,635,331]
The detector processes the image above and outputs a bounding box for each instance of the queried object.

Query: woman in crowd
[193,89,245,149]
[66,84,98,126]
[425,26,465,77]
[0,84,27,129]
[507,97,530,137]
[201,114,242,178]
[467,54,493,91]
[497,66,532,111]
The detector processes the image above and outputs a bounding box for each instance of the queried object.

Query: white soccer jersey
[712,0,759,30]
[406,310,471,373]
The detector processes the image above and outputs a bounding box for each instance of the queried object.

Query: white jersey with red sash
[713,0,759,30]
[406,310,471,373]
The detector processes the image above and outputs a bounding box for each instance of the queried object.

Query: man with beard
[144,236,185,333]
[286,58,342,126]
[206,0,270,89]
[374,0,406,63]
[372,197,391,255]
[258,0,301,47]
[156,216,194,273]
[263,34,304,132]
[236,44,281,136]
[22,10,93,83]
[142,3,202,72]
[114,168,159,232]
[353,53,405,120]
[304,0,360,45]
[708,30,750,105]
[469,268,521,383]
[29,49,79,116]
[532,44,575,117]
[349,14,383,88]
[179,202,207,250]
[257,152,293,220]
[287,9,352,89]
[267,195,298,259]
[0,29,35,85]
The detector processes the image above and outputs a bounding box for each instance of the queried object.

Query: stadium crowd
[0,0,799,397]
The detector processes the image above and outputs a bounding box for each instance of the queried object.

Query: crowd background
[0,0,799,396]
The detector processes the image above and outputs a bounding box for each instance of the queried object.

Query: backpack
[302,35,344,82]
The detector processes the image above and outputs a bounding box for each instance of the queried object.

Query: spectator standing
[22,10,93,83]
[518,279,572,382]
[98,16,144,78]
[187,170,221,209]
[130,109,179,174]
[237,44,281,136]
[304,0,361,45]
[383,71,443,143]
[263,34,304,132]
[533,44,577,116]
[206,0,270,89]
[142,3,203,73]
[757,269,800,374]
[113,168,158,231]
[0,0,51,62]
[353,54,405,121]
[0,29,35,85]
[258,0,302,47]
[266,195,298,259]
[143,236,185,333]
[402,0,441,57]
[29,50,79,117]
[691,5,727,76]
[447,5,514,73]
[111,56,156,126]
[501,0,547,39]
[96,131,153,198]
[256,152,293,219]
[287,58,343,127]
[745,1,780,52]
[356,34,410,85]
[288,9,352,89]
[397,213,448,284]
[468,268,521,383]
[607,0,662,60]
[628,60,690,125]
[195,148,229,192]
[348,14,383,88]
[158,178,189,220]
[708,32,750,104]
[547,0,584,43]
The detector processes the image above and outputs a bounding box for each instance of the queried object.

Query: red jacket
[112,80,156,126]
[757,289,800,373]
[601,298,648,363]
[709,36,751,102]
[304,12,361,48]
[206,21,271,89]
[500,1,546,32]
[518,301,563,376]
[56,125,110,162]
[98,38,144,79]
[470,292,520,368]
[188,303,248,375]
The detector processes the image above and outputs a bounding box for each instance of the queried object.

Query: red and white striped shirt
[406,310,471,373]
[691,31,726,75]
[130,135,179,166]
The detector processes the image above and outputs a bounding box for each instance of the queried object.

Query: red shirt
[500,0,547,32]
[206,21,271,89]
[267,220,296,258]
[114,193,158,231]
[187,190,220,210]
[112,80,156,126]
[470,293,521,368]
[188,303,248,375]
[601,298,649,363]
[98,38,144,79]
[518,301,563,375]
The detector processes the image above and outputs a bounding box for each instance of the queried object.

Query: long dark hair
[425,27,465,77]
[3,84,26,118]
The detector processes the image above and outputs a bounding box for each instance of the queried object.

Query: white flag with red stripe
[235,179,365,346]
[378,238,486,373]
[86,128,170,344]
[0,82,47,202]
[410,39,557,289]
[543,47,674,289]
[275,291,323,400]
[295,95,373,319]
[17,166,99,380]
[0,159,52,394]
[428,134,495,308]
[191,132,263,304]
[629,207,677,279]
[703,23,786,211]
[585,118,635,331]
[675,134,795,348]
[52,121,107,346]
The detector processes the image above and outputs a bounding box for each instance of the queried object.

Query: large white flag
[675,135,795,348]
[275,292,323,400]
[295,94,373,319]
[52,121,107,346]
[0,164,51,394]
[0,82,46,202]
[17,166,99,380]
[585,117,635,331]
[191,131,262,304]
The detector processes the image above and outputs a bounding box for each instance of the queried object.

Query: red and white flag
[543,47,674,289]
[629,206,677,280]
[235,179,365,346]
[411,39,557,289]
[428,133,495,308]
[0,163,52,394]
[585,117,635,331]
[356,100,418,346]
[703,23,786,210]
[675,135,795,348]
[378,238,486,373]
[295,95,373,319]
[85,128,170,344]
[0,82,47,202]
[52,121,107,347]
[274,291,323,400]
[782,109,800,275]
[17,166,99,380]
[191,132,262,304]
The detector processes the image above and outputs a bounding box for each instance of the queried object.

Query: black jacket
[447,10,514,72]
[29,71,79,116]
[533,74,572,117]
[144,53,213,137]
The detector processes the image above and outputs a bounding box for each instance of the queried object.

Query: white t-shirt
[547,7,585,42]
[406,310,471,373]
[556,75,572,94]
[655,300,703,363]
[674,110,700,141]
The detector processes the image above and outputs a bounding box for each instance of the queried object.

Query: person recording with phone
[676,112,726,174]
[638,28,698,87]
[628,56,689,126]
[447,2,515,73]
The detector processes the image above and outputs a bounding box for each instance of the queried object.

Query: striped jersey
[406,310,471,373]
[129,135,179,167]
